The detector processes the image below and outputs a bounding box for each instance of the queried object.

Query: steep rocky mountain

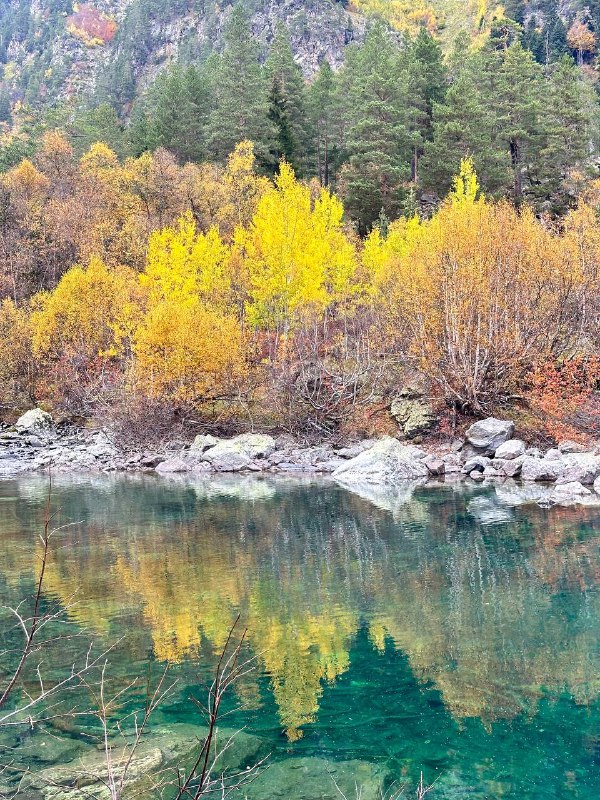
[0,0,591,113]
[0,0,364,109]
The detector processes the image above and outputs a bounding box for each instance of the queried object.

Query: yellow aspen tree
[239,162,357,331]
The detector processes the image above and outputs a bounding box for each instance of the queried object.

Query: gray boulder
[494,457,523,478]
[332,437,429,485]
[202,433,276,472]
[558,440,587,454]
[391,397,436,439]
[15,408,53,434]
[462,455,491,474]
[190,433,220,452]
[335,441,376,459]
[556,453,600,485]
[424,456,445,476]
[521,456,565,482]
[494,439,526,460]
[465,417,515,452]
[594,475,600,495]
[155,457,190,474]
[482,465,504,479]
[545,448,563,460]
[231,433,275,458]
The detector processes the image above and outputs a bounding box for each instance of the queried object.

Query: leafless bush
[270,313,397,437]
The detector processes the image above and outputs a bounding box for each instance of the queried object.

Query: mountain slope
[0,0,589,114]
[0,0,364,109]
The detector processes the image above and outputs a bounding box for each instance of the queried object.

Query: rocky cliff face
[0,0,587,112]
[1,0,365,108]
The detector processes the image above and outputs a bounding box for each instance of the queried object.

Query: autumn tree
[364,160,586,411]
[238,161,356,333]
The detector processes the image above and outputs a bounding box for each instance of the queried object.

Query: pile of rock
[2,409,600,508]
[457,417,600,503]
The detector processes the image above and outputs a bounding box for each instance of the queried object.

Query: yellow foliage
[31,256,136,362]
[240,162,357,329]
[141,212,231,308]
[132,299,245,405]
[364,162,581,409]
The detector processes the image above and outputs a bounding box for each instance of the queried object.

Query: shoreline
[2,409,600,509]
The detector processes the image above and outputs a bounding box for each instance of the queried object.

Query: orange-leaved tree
[363,159,587,411]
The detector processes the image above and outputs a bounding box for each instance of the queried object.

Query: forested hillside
[0,0,600,439]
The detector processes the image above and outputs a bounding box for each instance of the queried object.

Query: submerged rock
[248,756,388,800]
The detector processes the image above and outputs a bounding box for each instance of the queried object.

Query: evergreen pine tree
[268,77,295,165]
[408,26,447,181]
[342,24,413,232]
[0,88,12,124]
[494,42,545,204]
[146,64,206,163]
[206,4,276,168]
[307,60,339,186]
[536,56,594,211]
[421,47,510,197]
[266,25,310,174]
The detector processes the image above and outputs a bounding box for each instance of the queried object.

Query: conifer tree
[408,27,447,181]
[266,26,310,175]
[421,47,510,198]
[144,65,207,163]
[494,42,545,204]
[206,4,276,168]
[341,24,412,232]
[307,60,339,186]
[536,56,594,211]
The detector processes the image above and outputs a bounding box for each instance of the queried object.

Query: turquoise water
[0,474,600,798]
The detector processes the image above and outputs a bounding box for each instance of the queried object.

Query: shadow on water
[1,473,600,798]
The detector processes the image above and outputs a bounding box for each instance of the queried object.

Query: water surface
[0,474,599,799]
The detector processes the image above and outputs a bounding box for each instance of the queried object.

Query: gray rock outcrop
[332,437,429,485]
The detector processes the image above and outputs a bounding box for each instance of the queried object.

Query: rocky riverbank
[2,409,600,508]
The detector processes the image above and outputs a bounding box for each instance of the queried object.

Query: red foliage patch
[66,4,118,46]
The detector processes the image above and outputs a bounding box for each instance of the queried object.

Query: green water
[1,474,600,799]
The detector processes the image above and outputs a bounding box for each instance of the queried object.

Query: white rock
[557,453,600,485]
[190,434,220,452]
[545,448,563,460]
[594,476,600,495]
[15,408,53,433]
[462,456,491,473]
[465,417,515,452]
[494,439,526,460]
[155,457,190,474]
[520,456,565,482]
[332,437,429,485]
